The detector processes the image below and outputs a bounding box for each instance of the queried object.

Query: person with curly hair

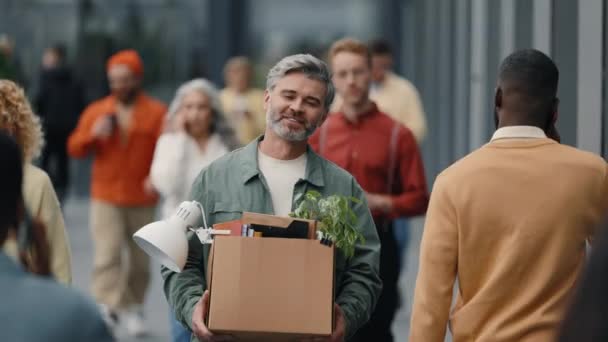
[0,78,72,285]
[0,131,113,342]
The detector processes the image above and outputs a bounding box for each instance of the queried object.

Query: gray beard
[266,111,318,142]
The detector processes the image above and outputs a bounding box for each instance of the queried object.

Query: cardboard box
[206,214,334,341]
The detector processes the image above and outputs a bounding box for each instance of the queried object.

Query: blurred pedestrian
[0,131,114,342]
[310,38,429,342]
[409,49,608,342]
[149,78,237,342]
[0,79,72,285]
[0,34,27,88]
[329,39,427,143]
[368,39,426,143]
[219,56,265,145]
[67,49,166,337]
[368,39,428,276]
[151,78,238,220]
[558,220,608,342]
[35,43,86,202]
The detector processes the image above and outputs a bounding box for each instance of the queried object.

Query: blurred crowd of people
[0,31,607,342]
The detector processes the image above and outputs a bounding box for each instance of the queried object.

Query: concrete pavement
[64,197,170,341]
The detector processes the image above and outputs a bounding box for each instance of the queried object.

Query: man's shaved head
[496,49,559,128]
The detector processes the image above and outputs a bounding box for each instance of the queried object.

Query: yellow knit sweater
[410,138,608,342]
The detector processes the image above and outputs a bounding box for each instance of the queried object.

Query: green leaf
[290,190,365,260]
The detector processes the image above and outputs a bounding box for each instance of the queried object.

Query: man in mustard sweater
[410,49,608,342]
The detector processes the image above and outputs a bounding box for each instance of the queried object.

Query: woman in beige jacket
[0,79,71,284]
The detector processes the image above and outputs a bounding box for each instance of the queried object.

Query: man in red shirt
[310,38,429,342]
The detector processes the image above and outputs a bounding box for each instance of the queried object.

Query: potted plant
[290,190,365,259]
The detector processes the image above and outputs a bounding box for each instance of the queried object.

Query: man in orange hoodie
[68,49,166,337]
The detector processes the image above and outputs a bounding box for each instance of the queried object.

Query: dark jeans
[393,218,410,269]
[40,128,69,201]
[350,220,400,342]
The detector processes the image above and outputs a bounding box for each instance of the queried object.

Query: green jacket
[161,137,382,340]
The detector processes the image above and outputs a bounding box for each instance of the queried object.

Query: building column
[207,0,249,86]
[469,0,488,149]
[533,0,552,54]
[576,0,603,153]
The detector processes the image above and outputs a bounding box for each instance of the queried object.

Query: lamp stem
[194,202,209,229]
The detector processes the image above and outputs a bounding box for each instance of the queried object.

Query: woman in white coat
[150,79,239,220]
[149,78,239,342]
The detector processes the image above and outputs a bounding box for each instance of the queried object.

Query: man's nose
[346,72,356,85]
[289,98,304,113]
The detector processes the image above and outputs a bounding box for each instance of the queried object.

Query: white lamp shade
[133,219,188,273]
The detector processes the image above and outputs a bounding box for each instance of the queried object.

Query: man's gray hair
[266,54,335,111]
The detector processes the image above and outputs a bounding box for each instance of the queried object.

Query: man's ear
[551,97,560,124]
[494,87,503,109]
[545,97,561,143]
[263,89,270,111]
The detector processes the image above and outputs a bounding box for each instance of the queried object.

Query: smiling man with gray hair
[162,54,381,342]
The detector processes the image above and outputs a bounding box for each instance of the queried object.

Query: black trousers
[350,220,400,342]
[40,128,70,201]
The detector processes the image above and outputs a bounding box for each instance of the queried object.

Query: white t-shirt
[257,149,307,216]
